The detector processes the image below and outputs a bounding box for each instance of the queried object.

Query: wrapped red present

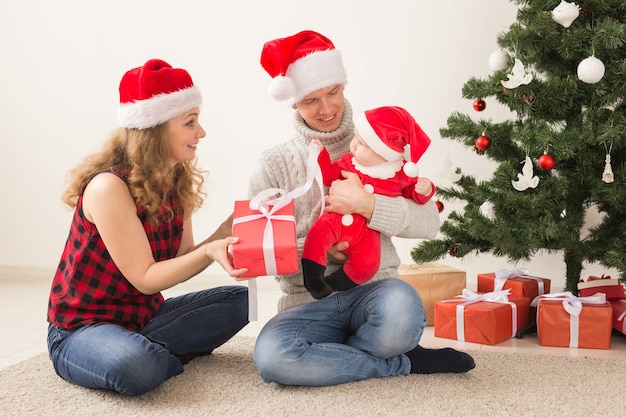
[532,292,612,349]
[232,145,324,278]
[232,197,298,278]
[477,269,550,300]
[434,289,530,345]
[577,275,626,300]
[609,299,626,335]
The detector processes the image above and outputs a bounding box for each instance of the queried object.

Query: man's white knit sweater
[248,100,440,311]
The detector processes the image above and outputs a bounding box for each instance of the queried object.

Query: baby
[302,106,435,299]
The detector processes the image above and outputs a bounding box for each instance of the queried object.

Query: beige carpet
[1,336,624,417]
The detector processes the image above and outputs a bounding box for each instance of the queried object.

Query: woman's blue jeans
[253,278,426,386]
[47,285,248,395]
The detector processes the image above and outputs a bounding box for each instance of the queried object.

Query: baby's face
[351,129,386,166]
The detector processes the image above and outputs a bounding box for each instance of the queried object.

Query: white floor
[2,267,626,371]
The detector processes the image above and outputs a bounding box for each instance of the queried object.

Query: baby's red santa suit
[302,106,435,299]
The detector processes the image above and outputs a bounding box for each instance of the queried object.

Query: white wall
[0,0,611,290]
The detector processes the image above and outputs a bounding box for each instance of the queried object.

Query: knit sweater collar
[292,99,354,157]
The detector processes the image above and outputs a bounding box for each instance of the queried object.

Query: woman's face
[164,107,206,166]
[292,85,345,132]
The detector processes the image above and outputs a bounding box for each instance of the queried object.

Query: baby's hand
[309,139,323,152]
[415,177,433,196]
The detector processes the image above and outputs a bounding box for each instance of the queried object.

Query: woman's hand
[205,236,248,278]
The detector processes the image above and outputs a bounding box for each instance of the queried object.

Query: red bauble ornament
[473,98,486,112]
[538,153,555,171]
[435,200,444,213]
[475,135,491,151]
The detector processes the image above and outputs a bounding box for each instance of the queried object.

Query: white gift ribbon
[494,268,545,295]
[532,291,607,347]
[233,144,324,320]
[441,289,517,342]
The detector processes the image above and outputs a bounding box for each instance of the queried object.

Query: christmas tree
[411,0,626,294]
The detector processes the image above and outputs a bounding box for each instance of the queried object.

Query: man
[251,30,474,386]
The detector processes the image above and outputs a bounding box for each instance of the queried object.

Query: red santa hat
[260,30,347,105]
[118,59,202,129]
[354,106,431,177]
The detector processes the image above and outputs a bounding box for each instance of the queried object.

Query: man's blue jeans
[48,285,248,395]
[253,278,426,386]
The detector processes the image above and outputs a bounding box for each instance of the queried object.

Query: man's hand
[327,241,349,263]
[325,171,375,220]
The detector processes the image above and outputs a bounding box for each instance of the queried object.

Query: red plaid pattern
[47,174,183,331]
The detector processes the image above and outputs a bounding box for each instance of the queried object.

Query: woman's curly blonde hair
[63,125,206,225]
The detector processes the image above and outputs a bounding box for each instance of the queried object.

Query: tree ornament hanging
[551,1,580,28]
[479,200,496,220]
[489,49,511,71]
[473,98,486,112]
[577,55,605,84]
[602,143,614,183]
[437,148,462,183]
[501,59,533,89]
[475,134,491,151]
[538,152,556,171]
[435,200,445,213]
[511,156,540,191]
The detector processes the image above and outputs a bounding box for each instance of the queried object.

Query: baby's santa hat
[354,106,431,177]
[118,59,202,129]
[260,30,347,105]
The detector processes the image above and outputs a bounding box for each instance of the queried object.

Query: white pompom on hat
[118,59,202,129]
[354,106,431,178]
[260,30,347,105]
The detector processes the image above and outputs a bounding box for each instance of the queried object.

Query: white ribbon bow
[441,289,517,342]
[532,291,607,347]
[494,268,545,295]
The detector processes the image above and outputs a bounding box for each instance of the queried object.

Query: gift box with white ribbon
[533,292,612,349]
[434,289,529,345]
[477,269,550,301]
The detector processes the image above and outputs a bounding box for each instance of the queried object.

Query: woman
[47,59,249,396]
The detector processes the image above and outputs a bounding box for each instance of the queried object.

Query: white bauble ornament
[489,49,511,71]
[552,1,580,28]
[577,56,605,84]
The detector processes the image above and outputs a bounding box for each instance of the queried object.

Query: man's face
[292,85,345,132]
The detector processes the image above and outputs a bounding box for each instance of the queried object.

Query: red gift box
[577,275,626,300]
[534,293,612,349]
[434,289,530,345]
[477,270,550,300]
[231,199,298,278]
[609,299,626,335]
